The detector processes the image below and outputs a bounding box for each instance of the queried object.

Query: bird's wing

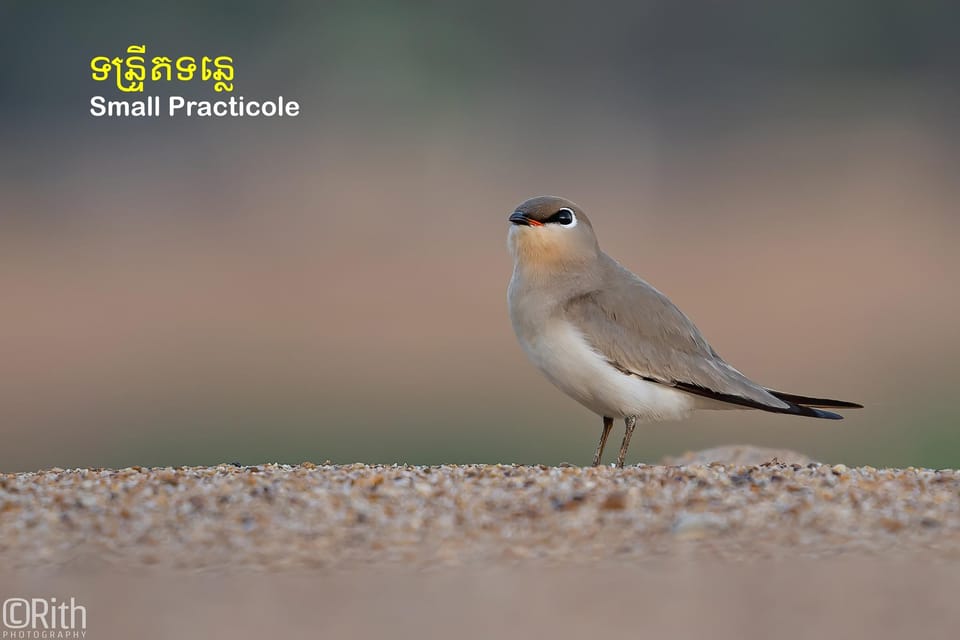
[561,258,792,411]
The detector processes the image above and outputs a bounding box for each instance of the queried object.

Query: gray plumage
[506,195,861,466]
[561,253,791,409]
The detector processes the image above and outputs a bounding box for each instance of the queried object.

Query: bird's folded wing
[562,266,790,410]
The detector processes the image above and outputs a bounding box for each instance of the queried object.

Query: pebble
[0,462,957,570]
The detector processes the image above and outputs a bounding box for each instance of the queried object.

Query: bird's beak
[509,211,543,227]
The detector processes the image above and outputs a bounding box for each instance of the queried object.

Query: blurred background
[1,1,958,472]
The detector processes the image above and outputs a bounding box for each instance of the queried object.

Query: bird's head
[507,196,599,272]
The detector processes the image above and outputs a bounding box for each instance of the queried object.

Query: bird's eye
[547,208,575,226]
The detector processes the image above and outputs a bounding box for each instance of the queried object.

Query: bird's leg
[592,416,614,466]
[616,416,637,468]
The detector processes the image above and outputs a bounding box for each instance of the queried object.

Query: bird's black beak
[509,211,542,226]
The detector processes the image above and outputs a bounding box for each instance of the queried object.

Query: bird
[506,195,862,468]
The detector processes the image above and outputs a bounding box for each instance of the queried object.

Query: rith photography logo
[2,597,87,639]
[89,43,301,118]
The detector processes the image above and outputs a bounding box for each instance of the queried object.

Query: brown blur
[4,560,960,639]
[1,3,959,472]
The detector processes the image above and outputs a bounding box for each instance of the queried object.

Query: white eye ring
[557,207,577,228]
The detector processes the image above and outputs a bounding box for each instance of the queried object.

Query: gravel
[2,459,959,571]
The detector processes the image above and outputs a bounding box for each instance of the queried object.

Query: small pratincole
[506,196,862,467]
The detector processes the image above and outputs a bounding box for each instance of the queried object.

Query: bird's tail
[765,390,864,410]
[673,381,862,420]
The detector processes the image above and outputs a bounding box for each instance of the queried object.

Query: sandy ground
[2,458,959,638]
[2,459,958,570]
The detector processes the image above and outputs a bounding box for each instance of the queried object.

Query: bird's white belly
[519,321,696,422]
